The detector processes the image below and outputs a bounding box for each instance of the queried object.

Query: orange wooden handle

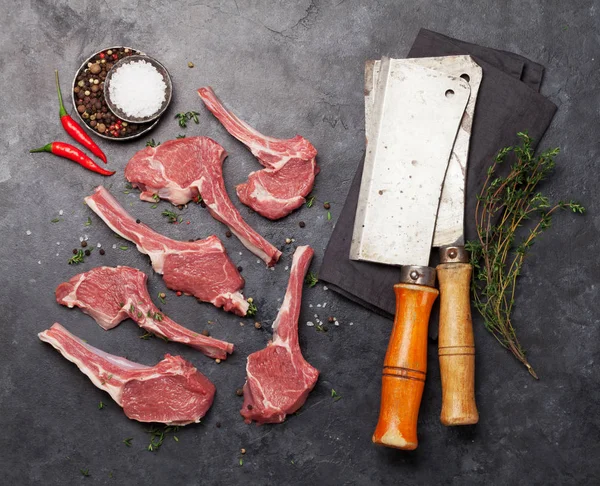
[372,283,438,450]
[437,262,479,426]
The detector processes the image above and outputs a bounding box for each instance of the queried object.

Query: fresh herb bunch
[466,132,585,379]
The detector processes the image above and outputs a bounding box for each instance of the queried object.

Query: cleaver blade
[350,59,470,267]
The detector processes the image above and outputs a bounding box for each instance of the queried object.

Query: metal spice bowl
[71,46,161,142]
[104,54,173,124]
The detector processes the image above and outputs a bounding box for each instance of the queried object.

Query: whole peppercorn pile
[73,47,153,138]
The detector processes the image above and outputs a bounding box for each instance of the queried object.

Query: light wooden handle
[437,262,479,426]
[372,283,439,450]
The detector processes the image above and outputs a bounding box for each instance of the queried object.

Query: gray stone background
[1,0,598,484]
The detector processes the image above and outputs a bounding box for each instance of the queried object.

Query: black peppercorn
[299,221,306,228]
[99,249,105,255]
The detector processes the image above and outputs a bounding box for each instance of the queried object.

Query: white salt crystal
[306,321,314,327]
[97,242,101,248]
[79,236,84,242]
[284,266,289,271]
[56,242,60,245]
[323,303,327,308]
[314,314,318,318]
[59,209,63,215]
[109,60,167,118]
[334,322,339,326]
[26,230,31,235]
[317,304,322,308]
[256,260,260,264]
[323,285,328,291]
[112,244,117,249]
[349,322,354,326]
[56,253,59,256]
[38,261,41,264]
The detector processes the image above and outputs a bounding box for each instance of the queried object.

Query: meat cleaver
[350,57,473,449]
[382,56,483,427]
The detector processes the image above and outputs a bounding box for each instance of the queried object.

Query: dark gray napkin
[319,29,558,319]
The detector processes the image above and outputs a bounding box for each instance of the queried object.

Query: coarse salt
[26,230,31,235]
[323,285,328,291]
[323,303,327,308]
[97,242,101,248]
[109,60,167,118]
[306,321,314,327]
[59,209,63,215]
[317,304,322,308]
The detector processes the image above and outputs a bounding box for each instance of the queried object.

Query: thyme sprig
[467,133,585,379]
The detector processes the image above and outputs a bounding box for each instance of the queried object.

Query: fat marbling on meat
[198,87,319,221]
[56,266,234,360]
[124,137,281,266]
[39,323,215,425]
[241,246,319,424]
[85,186,248,316]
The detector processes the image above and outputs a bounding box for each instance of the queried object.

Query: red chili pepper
[55,70,108,164]
[30,142,115,176]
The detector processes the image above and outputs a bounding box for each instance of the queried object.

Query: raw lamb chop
[39,323,215,425]
[85,186,248,316]
[124,137,281,266]
[241,245,319,424]
[198,87,319,220]
[56,266,234,360]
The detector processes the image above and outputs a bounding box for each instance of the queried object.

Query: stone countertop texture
[0,1,598,484]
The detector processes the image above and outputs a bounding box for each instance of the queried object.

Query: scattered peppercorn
[72,248,78,255]
[201,329,210,337]
[188,61,194,68]
[225,230,232,238]
[216,422,221,428]
[136,219,141,224]
[84,249,91,256]
[254,322,262,329]
[176,291,182,296]
[99,248,105,255]
[299,221,306,228]
[247,404,253,410]
[241,448,246,454]
[236,388,244,396]
[215,358,221,364]
[237,266,243,272]
[158,292,166,299]
[200,200,207,208]
[324,202,331,209]
[81,240,88,248]
[328,316,335,323]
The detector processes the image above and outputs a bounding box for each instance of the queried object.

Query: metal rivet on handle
[409,270,420,281]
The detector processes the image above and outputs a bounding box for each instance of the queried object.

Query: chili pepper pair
[30,71,114,177]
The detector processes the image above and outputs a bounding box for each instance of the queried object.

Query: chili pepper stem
[30,144,53,153]
[55,69,68,118]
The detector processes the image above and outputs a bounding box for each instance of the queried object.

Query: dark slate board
[0,1,598,484]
